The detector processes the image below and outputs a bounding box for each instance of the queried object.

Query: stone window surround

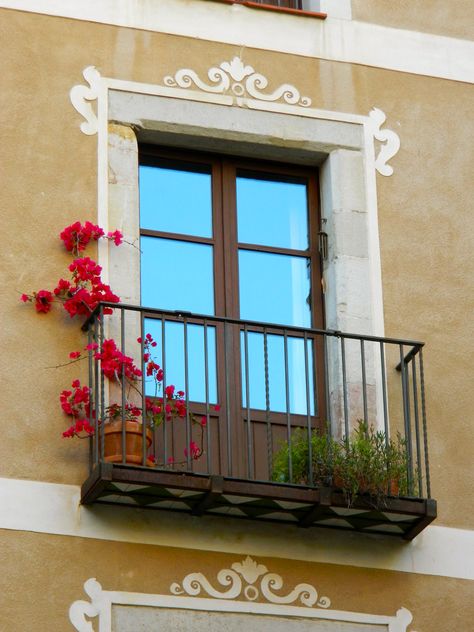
[99,83,386,433]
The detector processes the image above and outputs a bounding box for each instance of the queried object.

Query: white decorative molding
[368,107,401,177]
[69,65,100,135]
[69,574,416,632]
[69,578,105,632]
[170,555,330,607]
[163,56,311,107]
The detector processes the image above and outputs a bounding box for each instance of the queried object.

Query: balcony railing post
[183,317,191,471]
[224,321,233,477]
[263,327,273,481]
[304,332,313,486]
[87,326,94,470]
[204,319,211,475]
[244,325,253,479]
[399,344,413,494]
[99,305,105,463]
[121,307,126,465]
[283,329,293,483]
[418,347,431,498]
[411,354,423,496]
[340,336,349,442]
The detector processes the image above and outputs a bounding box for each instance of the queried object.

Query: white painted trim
[1,477,473,582]
[69,577,413,632]
[2,0,474,84]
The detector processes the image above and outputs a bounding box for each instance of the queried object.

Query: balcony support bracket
[191,475,224,516]
[298,487,332,528]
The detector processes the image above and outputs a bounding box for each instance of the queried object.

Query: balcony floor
[81,462,437,540]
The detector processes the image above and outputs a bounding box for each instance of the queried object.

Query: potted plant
[272,420,411,506]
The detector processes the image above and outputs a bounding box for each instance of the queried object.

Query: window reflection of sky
[241,332,315,415]
[239,250,311,328]
[141,236,215,315]
[140,165,212,237]
[139,162,315,411]
[144,319,217,404]
[237,175,308,249]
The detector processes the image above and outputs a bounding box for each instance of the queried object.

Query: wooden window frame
[139,144,325,478]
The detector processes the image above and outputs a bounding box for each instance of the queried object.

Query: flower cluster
[61,379,94,438]
[23,220,219,466]
[60,220,122,255]
[95,339,142,381]
[21,221,123,318]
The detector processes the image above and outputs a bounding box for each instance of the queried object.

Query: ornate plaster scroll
[368,107,401,176]
[163,56,311,108]
[69,66,101,135]
[69,578,104,632]
[170,555,330,608]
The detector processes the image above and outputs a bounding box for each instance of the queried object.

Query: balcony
[81,303,436,540]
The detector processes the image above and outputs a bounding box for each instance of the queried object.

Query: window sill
[210,0,327,20]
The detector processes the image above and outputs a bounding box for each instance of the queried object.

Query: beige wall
[352,0,474,41]
[1,529,473,632]
[2,8,473,528]
[1,6,473,630]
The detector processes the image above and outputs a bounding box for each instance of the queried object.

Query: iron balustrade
[83,303,431,500]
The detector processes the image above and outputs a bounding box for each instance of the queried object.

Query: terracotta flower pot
[103,420,154,466]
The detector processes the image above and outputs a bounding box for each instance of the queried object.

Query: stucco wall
[1,529,473,632]
[352,0,474,41]
[2,7,473,527]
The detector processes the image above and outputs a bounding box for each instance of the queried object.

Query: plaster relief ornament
[69,574,416,632]
[163,56,312,107]
[170,555,331,607]
[69,66,100,136]
[368,107,401,176]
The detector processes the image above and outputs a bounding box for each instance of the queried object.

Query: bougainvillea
[21,220,216,465]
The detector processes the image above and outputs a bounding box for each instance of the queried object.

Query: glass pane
[140,164,212,237]
[236,174,308,249]
[141,236,214,314]
[239,250,311,327]
[144,319,217,405]
[241,332,315,414]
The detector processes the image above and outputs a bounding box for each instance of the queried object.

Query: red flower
[201,416,207,427]
[34,290,53,313]
[20,293,30,303]
[184,441,200,459]
[165,385,175,399]
[214,404,221,412]
[107,230,123,246]
[69,351,81,359]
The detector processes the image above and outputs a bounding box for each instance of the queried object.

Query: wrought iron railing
[83,303,431,500]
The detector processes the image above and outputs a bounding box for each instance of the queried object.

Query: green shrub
[272,420,414,505]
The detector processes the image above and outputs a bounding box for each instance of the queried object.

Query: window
[233,0,303,9]
[138,146,325,478]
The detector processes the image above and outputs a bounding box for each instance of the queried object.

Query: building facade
[1,1,473,630]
